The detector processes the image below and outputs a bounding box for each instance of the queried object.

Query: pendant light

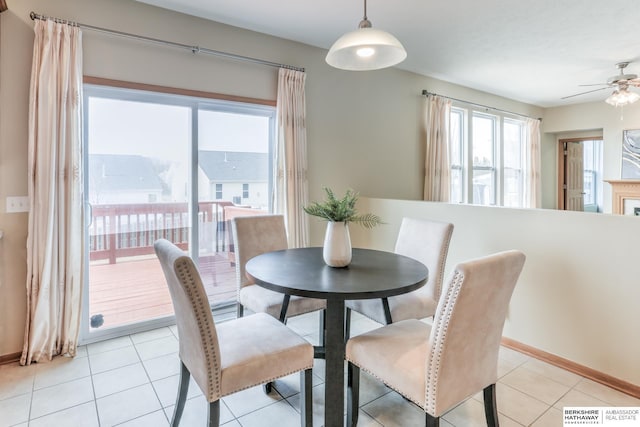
[325,0,407,71]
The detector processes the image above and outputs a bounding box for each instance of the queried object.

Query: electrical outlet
[6,196,29,213]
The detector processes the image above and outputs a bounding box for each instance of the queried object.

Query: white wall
[350,198,640,386]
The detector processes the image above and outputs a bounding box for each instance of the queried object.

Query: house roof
[89,154,164,192]
[198,151,268,183]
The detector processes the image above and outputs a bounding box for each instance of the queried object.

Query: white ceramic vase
[323,221,352,267]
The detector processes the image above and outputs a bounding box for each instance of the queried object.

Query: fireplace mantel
[606,180,640,215]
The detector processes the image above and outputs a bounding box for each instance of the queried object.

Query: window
[242,183,249,199]
[582,139,603,212]
[215,183,223,199]
[449,106,527,207]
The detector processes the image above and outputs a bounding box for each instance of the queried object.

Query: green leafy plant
[303,188,383,229]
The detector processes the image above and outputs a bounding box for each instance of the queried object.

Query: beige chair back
[232,214,288,298]
[395,217,454,303]
[425,250,525,416]
[154,239,222,402]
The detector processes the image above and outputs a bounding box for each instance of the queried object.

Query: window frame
[450,104,527,207]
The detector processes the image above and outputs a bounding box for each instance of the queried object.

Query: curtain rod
[422,90,541,121]
[29,11,305,72]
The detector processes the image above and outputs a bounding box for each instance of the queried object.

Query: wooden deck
[89,252,236,329]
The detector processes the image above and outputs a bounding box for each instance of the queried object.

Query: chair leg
[319,309,326,347]
[171,361,190,427]
[300,369,313,427]
[208,400,220,427]
[347,362,360,427]
[237,303,244,318]
[426,413,440,427]
[263,382,273,394]
[381,297,393,324]
[279,295,291,322]
[345,307,352,341]
[483,384,499,427]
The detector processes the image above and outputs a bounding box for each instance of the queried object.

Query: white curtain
[525,118,541,208]
[21,19,84,365]
[274,68,309,248]
[423,95,452,201]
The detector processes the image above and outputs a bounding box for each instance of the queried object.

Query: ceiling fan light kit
[605,87,640,107]
[326,0,407,71]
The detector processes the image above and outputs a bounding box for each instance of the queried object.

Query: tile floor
[1,311,638,427]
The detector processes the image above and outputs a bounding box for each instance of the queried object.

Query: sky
[87,96,271,162]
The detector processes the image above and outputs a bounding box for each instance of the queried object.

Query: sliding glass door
[81,84,274,342]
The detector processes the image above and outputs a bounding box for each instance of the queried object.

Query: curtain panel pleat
[21,20,84,365]
[525,118,542,208]
[423,95,452,202]
[274,68,309,248]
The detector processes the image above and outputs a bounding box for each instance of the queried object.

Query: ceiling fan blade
[629,78,640,87]
[578,83,610,87]
[561,86,611,100]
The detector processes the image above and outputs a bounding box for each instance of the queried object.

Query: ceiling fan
[562,62,640,106]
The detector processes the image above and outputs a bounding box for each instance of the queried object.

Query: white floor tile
[13,325,636,427]
[89,345,140,374]
[361,391,426,427]
[30,376,94,419]
[500,365,571,405]
[521,358,583,388]
[96,383,161,426]
[222,384,283,417]
[142,352,180,381]
[554,389,610,409]
[134,336,178,361]
[573,378,640,407]
[164,395,234,426]
[152,374,201,407]
[28,401,99,427]
[236,399,302,427]
[87,336,133,355]
[34,355,90,390]
[0,393,31,427]
[92,362,150,398]
[117,409,169,426]
[130,327,173,344]
[531,407,563,427]
[0,363,36,401]
[494,383,549,426]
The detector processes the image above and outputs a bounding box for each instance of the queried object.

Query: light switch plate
[6,196,29,213]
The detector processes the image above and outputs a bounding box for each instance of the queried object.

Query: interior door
[565,141,584,211]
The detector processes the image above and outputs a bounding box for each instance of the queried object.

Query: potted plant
[304,188,382,267]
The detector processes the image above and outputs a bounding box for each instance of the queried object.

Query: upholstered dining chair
[154,239,313,427]
[232,214,327,333]
[346,250,526,427]
[345,217,454,336]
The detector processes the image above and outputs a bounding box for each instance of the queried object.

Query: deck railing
[88,201,229,264]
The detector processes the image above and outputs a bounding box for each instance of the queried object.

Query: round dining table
[245,247,429,427]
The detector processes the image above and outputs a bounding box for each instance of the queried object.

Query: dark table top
[245,247,428,300]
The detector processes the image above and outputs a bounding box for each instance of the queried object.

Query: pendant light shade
[326,0,406,71]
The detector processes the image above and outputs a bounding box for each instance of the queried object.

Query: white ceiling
[136,0,640,107]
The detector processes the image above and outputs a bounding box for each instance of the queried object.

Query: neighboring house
[198,150,269,208]
[89,154,165,204]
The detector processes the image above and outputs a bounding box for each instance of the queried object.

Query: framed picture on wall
[622,129,640,179]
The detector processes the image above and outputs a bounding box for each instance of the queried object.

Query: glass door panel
[196,108,273,308]
[85,92,191,336]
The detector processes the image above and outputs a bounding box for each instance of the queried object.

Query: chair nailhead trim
[175,258,221,400]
